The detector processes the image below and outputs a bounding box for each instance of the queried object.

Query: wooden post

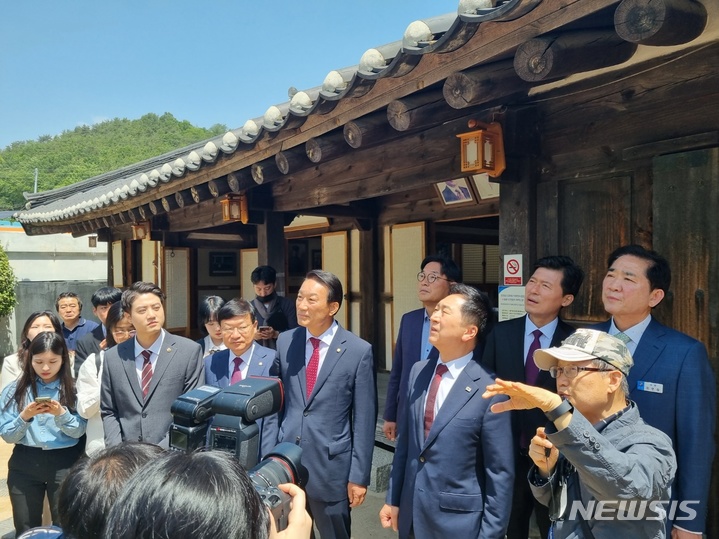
[256,211,288,293]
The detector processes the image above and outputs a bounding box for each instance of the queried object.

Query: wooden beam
[208,178,233,198]
[387,89,467,132]
[443,60,530,109]
[343,111,398,149]
[513,30,637,82]
[614,0,706,46]
[162,196,180,213]
[305,131,348,163]
[227,170,254,192]
[251,158,282,185]
[175,190,190,209]
[275,146,311,175]
[191,183,211,204]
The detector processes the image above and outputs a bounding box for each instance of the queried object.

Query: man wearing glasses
[481,255,583,539]
[382,255,461,442]
[483,328,676,538]
[203,298,278,459]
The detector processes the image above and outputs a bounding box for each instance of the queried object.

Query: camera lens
[248,442,305,489]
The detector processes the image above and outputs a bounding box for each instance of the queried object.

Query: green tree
[0,243,17,317]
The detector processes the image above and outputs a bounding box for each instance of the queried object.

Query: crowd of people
[0,247,715,539]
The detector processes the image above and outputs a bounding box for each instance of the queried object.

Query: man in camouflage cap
[483,329,677,538]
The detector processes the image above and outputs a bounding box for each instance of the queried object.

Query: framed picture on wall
[469,173,500,200]
[209,252,237,277]
[435,178,476,207]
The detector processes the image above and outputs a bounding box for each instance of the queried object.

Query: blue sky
[0,1,456,149]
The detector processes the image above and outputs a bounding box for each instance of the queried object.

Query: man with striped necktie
[101,282,204,449]
[594,244,716,538]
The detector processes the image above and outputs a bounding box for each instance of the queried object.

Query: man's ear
[329,302,340,317]
[648,288,665,308]
[561,294,575,308]
[607,370,624,393]
[462,324,479,342]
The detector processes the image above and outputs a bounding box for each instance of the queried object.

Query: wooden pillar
[256,211,287,293]
[498,107,540,281]
[358,225,379,370]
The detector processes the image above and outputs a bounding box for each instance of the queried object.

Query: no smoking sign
[503,254,523,286]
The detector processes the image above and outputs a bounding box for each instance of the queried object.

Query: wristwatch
[544,399,573,421]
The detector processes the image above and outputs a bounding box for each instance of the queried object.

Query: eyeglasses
[417,272,449,284]
[549,366,610,379]
[112,329,136,337]
[221,326,253,336]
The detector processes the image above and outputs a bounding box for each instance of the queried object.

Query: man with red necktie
[275,270,376,539]
[381,283,514,539]
[204,298,278,459]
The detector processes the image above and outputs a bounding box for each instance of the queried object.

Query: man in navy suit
[481,255,583,539]
[204,298,278,459]
[381,284,514,538]
[382,255,461,441]
[594,244,716,537]
[75,286,122,376]
[101,282,204,448]
[275,270,376,539]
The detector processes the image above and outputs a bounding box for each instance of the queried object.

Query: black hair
[449,283,492,336]
[102,450,270,539]
[251,265,277,285]
[58,442,164,539]
[533,255,585,297]
[104,302,129,349]
[5,332,75,412]
[90,287,122,308]
[420,255,462,283]
[17,311,62,358]
[55,291,82,312]
[121,281,166,312]
[198,296,226,335]
[305,269,343,309]
[216,298,257,325]
[607,244,671,294]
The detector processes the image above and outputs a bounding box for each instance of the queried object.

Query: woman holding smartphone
[0,331,86,536]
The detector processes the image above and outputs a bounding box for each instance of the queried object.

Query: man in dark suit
[481,255,584,539]
[275,270,376,539]
[383,255,461,441]
[441,179,472,202]
[74,286,122,376]
[101,281,204,449]
[381,284,514,538]
[204,297,279,459]
[593,244,716,537]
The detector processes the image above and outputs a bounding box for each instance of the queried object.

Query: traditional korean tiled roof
[15,0,707,234]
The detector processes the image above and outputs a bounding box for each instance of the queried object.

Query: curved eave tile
[459,0,544,23]
[401,13,457,54]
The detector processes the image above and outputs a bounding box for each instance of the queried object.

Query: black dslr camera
[169,377,306,531]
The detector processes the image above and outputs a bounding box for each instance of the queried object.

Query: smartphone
[35,396,51,404]
[258,326,272,331]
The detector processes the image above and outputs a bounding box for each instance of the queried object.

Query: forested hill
[0,113,227,210]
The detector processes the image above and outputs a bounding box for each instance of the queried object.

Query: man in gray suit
[101,281,204,448]
[275,270,377,539]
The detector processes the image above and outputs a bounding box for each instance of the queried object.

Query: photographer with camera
[103,449,312,539]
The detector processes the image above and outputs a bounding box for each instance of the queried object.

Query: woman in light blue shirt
[0,331,86,536]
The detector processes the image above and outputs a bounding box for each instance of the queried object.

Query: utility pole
[34,168,38,193]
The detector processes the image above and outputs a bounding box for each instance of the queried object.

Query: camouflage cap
[533,328,633,377]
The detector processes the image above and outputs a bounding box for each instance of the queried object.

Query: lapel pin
[166,348,172,353]
[465,386,471,392]
[258,362,263,366]
[336,348,341,353]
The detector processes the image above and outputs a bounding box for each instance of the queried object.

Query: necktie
[614,332,632,345]
[524,329,544,386]
[306,337,321,399]
[141,350,152,399]
[231,356,243,385]
[423,363,449,439]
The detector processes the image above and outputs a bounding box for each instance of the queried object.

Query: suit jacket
[204,344,280,458]
[74,324,105,375]
[387,357,514,539]
[481,315,574,451]
[383,308,439,424]
[594,317,716,533]
[276,325,377,502]
[100,331,204,449]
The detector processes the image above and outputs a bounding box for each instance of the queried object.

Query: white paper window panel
[240,249,259,301]
[390,223,424,347]
[322,232,348,327]
[112,241,123,288]
[141,240,158,283]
